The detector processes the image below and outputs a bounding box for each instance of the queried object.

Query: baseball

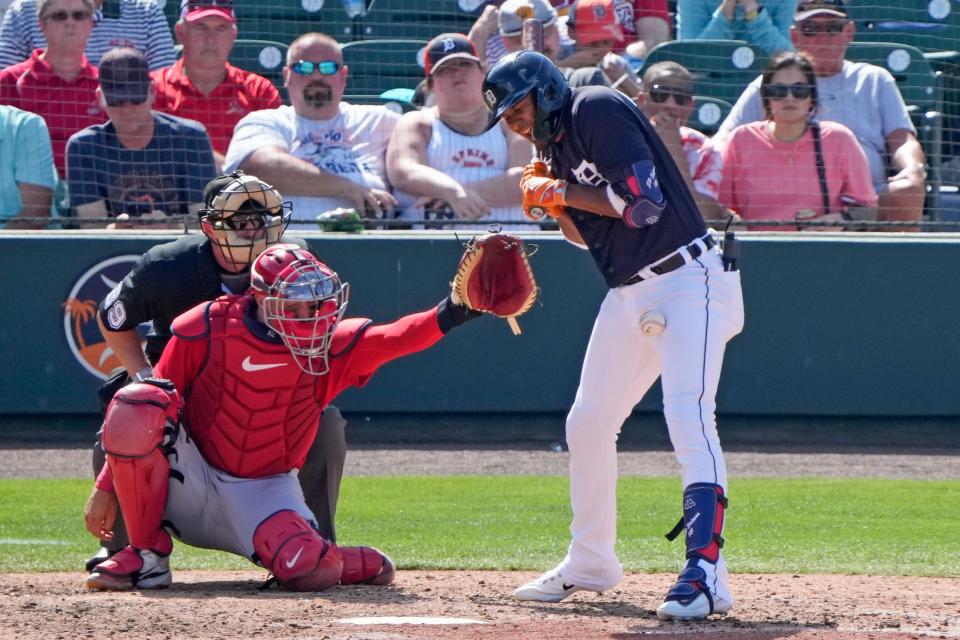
[639,310,666,336]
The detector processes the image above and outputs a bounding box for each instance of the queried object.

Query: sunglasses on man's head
[798,20,847,36]
[763,82,814,100]
[290,60,340,76]
[44,9,93,21]
[648,84,693,105]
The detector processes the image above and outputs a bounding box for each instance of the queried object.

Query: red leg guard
[102,381,179,553]
[253,510,343,592]
[339,546,395,586]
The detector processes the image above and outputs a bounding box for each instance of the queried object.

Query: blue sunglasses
[290,60,340,76]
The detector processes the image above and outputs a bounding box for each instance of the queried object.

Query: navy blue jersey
[543,86,707,288]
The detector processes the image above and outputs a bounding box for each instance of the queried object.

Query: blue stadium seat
[341,38,427,101]
[639,40,768,105]
[358,0,483,40]
[687,96,732,136]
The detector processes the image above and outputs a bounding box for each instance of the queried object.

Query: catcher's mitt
[451,231,538,335]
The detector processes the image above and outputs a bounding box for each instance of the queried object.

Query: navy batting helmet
[482,51,569,144]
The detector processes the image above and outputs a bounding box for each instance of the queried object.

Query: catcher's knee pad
[102,380,180,552]
[253,510,343,592]
[666,483,727,564]
[339,546,395,586]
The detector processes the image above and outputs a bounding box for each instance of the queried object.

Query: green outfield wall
[2,231,958,416]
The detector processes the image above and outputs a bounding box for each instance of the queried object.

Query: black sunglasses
[223,212,267,230]
[43,9,93,21]
[763,82,814,100]
[106,97,148,107]
[648,84,693,105]
[798,20,847,36]
[290,60,340,76]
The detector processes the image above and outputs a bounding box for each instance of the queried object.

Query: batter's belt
[620,234,716,287]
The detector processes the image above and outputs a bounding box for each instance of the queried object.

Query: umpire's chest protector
[182,298,323,479]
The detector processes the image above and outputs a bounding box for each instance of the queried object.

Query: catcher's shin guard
[101,380,180,553]
[339,546,395,585]
[253,510,343,592]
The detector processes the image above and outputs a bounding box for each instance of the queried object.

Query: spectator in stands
[0,0,175,70]
[717,0,926,225]
[637,61,725,221]
[717,51,876,230]
[386,33,529,229]
[0,0,106,176]
[223,32,398,228]
[562,0,670,66]
[152,0,281,170]
[562,0,644,98]
[66,47,216,225]
[676,0,795,55]
[0,104,57,227]
[468,0,608,88]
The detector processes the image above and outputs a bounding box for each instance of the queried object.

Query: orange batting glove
[521,174,567,215]
[523,160,552,182]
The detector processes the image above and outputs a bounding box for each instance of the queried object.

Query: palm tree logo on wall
[62,255,143,380]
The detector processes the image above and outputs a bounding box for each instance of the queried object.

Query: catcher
[83,236,536,591]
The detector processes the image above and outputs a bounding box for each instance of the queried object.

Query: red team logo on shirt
[62,255,143,380]
[451,148,495,168]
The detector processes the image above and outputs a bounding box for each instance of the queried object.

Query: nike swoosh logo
[562,583,576,591]
[285,546,304,569]
[242,356,287,372]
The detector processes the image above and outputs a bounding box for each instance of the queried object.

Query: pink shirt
[718,120,877,230]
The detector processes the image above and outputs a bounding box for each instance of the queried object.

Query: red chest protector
[181,297,325,478]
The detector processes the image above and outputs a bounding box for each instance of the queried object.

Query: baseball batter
[83,244,483,591]
[87,173,347,571]
[483,51,745,620]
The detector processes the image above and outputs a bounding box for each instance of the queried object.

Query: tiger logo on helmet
[198,171,292,272]
[250,244,349,376]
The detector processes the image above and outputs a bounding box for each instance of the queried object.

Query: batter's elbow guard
[606,159,667,229]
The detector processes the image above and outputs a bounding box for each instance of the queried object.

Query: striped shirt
[0,0,176,70]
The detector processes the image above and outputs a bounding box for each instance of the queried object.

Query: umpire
[85,171,348,570]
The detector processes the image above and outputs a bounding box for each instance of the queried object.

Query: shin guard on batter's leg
[339,546,395,585]
[253,510,343,592]
[658,483,730,620]
[101,380,180,554]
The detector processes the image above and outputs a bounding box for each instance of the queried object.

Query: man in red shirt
[151,0,280,169]
[0,0,106,176]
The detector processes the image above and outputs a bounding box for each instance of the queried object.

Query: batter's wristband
[555,180,568,206]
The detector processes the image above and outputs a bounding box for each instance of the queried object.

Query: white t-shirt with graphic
[224,103,399,228]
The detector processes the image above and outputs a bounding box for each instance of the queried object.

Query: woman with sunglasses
[717,51,876,230]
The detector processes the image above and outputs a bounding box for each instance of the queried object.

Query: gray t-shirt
[716,60,915,192]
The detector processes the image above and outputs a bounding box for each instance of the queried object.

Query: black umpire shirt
[97,234,306,363]
[543,86,708,288]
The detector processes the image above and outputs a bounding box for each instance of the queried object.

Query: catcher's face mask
[261,259,349,376]
[199,174,292,272]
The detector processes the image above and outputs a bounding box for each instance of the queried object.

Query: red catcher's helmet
[250,244,349,375]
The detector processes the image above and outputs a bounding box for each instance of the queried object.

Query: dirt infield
[3,436,958,640]
[1,570,956,640]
